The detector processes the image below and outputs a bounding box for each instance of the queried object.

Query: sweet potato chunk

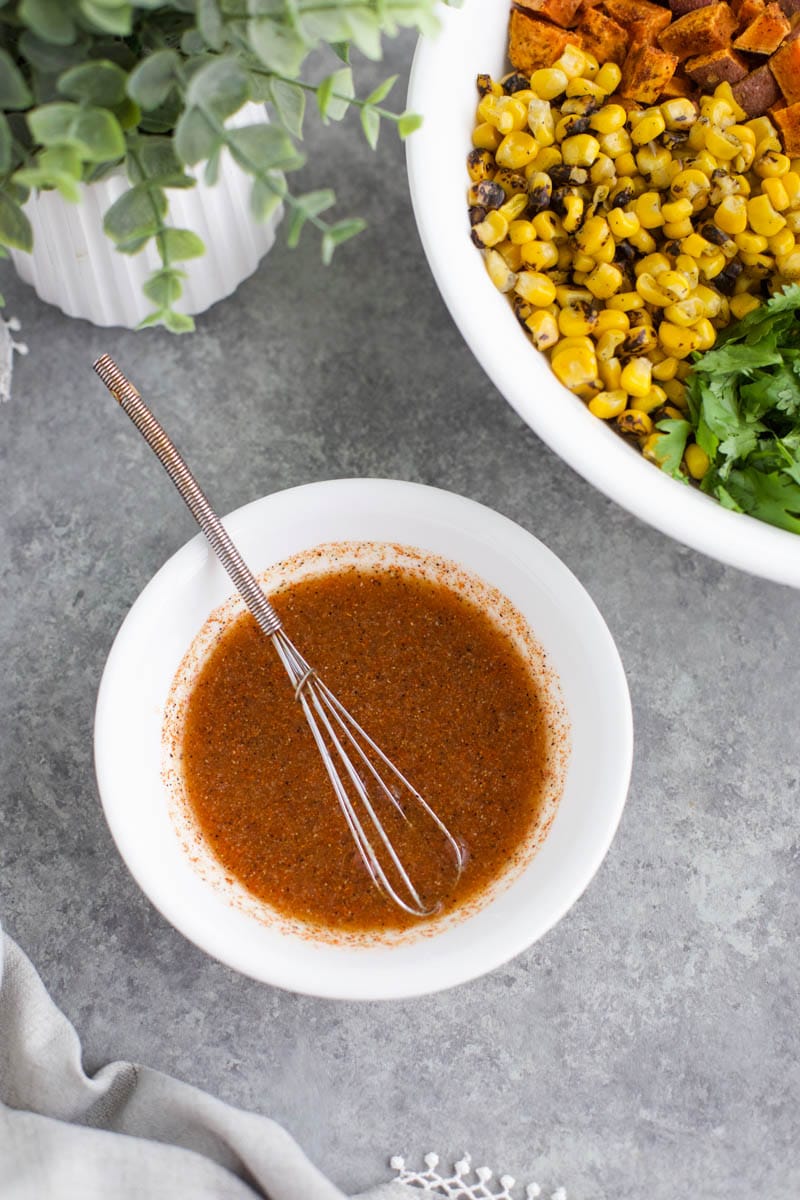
[671,0,715,14]
[734,1,790,50]
[621,42,679,102]
[577,6,629,61]
[659,3,738,59]
[508,10,581,72]
[515,0,584,27]
[659,70,695,95]
[686,47,750,86]
[732,63,782,112]
[732,0,766,20]
[772,98,800,149]
[771,35,800,100]
[601,0,672,39]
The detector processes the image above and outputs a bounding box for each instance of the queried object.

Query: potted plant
[0,1,435,331]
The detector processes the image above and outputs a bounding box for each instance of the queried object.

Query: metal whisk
[93,355,464,918]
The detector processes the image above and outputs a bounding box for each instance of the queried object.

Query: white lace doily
[390,1153,565,1200]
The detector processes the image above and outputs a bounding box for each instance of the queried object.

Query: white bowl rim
[94,478,633,999]
[406,7,800,590]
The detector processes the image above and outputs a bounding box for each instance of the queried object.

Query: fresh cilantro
[672,284,800,535]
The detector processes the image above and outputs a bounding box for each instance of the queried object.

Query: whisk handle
[92,354,283,639]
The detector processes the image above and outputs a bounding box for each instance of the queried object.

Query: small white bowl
[94,479,632,999]
[406,2,800,588]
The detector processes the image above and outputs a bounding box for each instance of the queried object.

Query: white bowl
[406,3,800,589]
[94,479,632,999]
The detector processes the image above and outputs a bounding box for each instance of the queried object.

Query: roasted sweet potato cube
[659,3,738,59]
[734,2,790,50]
[515,0,584,27]
[601,0,673,38]
[671,0,715,14]
[577,6,629,61]
[659,70,695,95]
[686,47,750,86]
[734,0,767,26]
[508,10,582,72]
[779,0,800,14]
[621,42,679,102]
[732,63,783,112]
[772,97,800,148]
[771,35,800,100]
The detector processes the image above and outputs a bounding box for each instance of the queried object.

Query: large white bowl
[406,2,800,589]
[95,479,632,999]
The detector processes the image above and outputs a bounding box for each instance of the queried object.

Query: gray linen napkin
[0,931,408,1200]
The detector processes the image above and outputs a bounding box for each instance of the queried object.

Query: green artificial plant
[0,0,438,331]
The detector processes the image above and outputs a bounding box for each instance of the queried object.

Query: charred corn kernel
[590,154,616,185]
[661,199,692,224]
[761,177,789,211]
[555,284,593,304]
[671,169,709,203]
[473,210,508,247]
[664,218,694,239]
[637,143,671,173]
[477,94,501,125]
[635,191,664,229]
[582,50,600,78]
[636,272,669,306]
[500,193,528,221]
[714,194,747,234]
[572,251,595,272]
[596,329,626,362]
[704,127,741,161]
[729,123,755,147]
[782,171,800,204]
[576,215,612,255]
[476,74,501,98]
[554,44,586,79]
[663,378,688,407]
[607,208,639,239]
[496,97,528,134]
[526,309,560,351]
[676,255,700,291]
[768,227,795,256]
[515,271,557,306]
[553,335,595,355]
[498,241,522,270]
[594,309,630,334]
[684,443,710,479]
[509,219,536,244]
[631,384,668,414]
[607,290,644,311]
[588,388,627,419]
[557,244,574,269]
[619,357,652,398]
[586,262,623,299]
[619,409,654,438]
[631,109,666,145]
[483,249,517,292]
[598,356,622,389]
[735,230,768,254]
[530,67,568,100]
[713,82,745,121]
[599,129,632,159]
[562,134,600,167]
[558,303,598,336]
[467,149,495,182]
[551,346,598,390]
[473,122,501,151]
[520,240,558,269]
[748,195,786,237]
[496,131,538,169]
[595,62,621,95]
[533,211,562,241]
[527,170,552,210]
[533,146,562,172]
[642,432,665,462]
[675,360,694,380]
[624,324,658,355]
[746,116,777,143]
[527,98,555,147]
[776,248,800,277]
[658,321,698,357]
[693,284,722,317]
[786,210,800,234]
[693,318,716,350]
[754,150,789,178]
[730,293,761,319]
[628,227,657,253]
[699,250,725,279]
[561,194,584,232]
[592,238,617,265]
[661,98,697,130]
[591,103,626,134]
[652,355,678,381]
[566,77,604,99]
[659,270,691,302]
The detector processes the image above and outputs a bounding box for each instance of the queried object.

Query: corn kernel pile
[469,45,800,475]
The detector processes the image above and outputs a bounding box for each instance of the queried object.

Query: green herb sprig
[0,0,439,331]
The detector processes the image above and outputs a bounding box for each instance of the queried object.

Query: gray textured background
[1,30,799,1200]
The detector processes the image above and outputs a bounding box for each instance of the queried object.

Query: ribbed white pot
[9,105,282,328]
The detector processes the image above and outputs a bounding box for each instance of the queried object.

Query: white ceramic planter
[9,105,282,328]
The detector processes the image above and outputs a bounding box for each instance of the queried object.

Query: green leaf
[161,227,205,261]
[103,183,165,245]
[268,77,305,140]
[18,32,88,74]
[347,11,383,59]
[28,102,125,161]
[127,49,178,111]
[143,266,185,307]
[58,60,128,107]
[321,216,365,264]
[653,418,691,480]
[286,187,335,247]
[185,57,249,121]
[317,67,353,122]
[330,42,350,63]
[161,308,195,334]
[227,123,301,173]
[0,114,11,175]
[197,0,224,50]
[250,173,284,220]
[19,0,76,46]
[247,18,307,75]
[722,467,800,534]
[397,110,423,139]
[174,108,216,165]
[77,0,133,35]
[365,75,398,106]
[0,49,33,109]
[0,191,33,251]
[127,138,193,188]
[360,106,380,150]
[14,145,83,201]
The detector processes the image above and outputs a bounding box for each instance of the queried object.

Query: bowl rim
[94,478,633,999]
[405,6,800,590]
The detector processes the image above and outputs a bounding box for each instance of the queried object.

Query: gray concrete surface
[1,31,799,1200]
